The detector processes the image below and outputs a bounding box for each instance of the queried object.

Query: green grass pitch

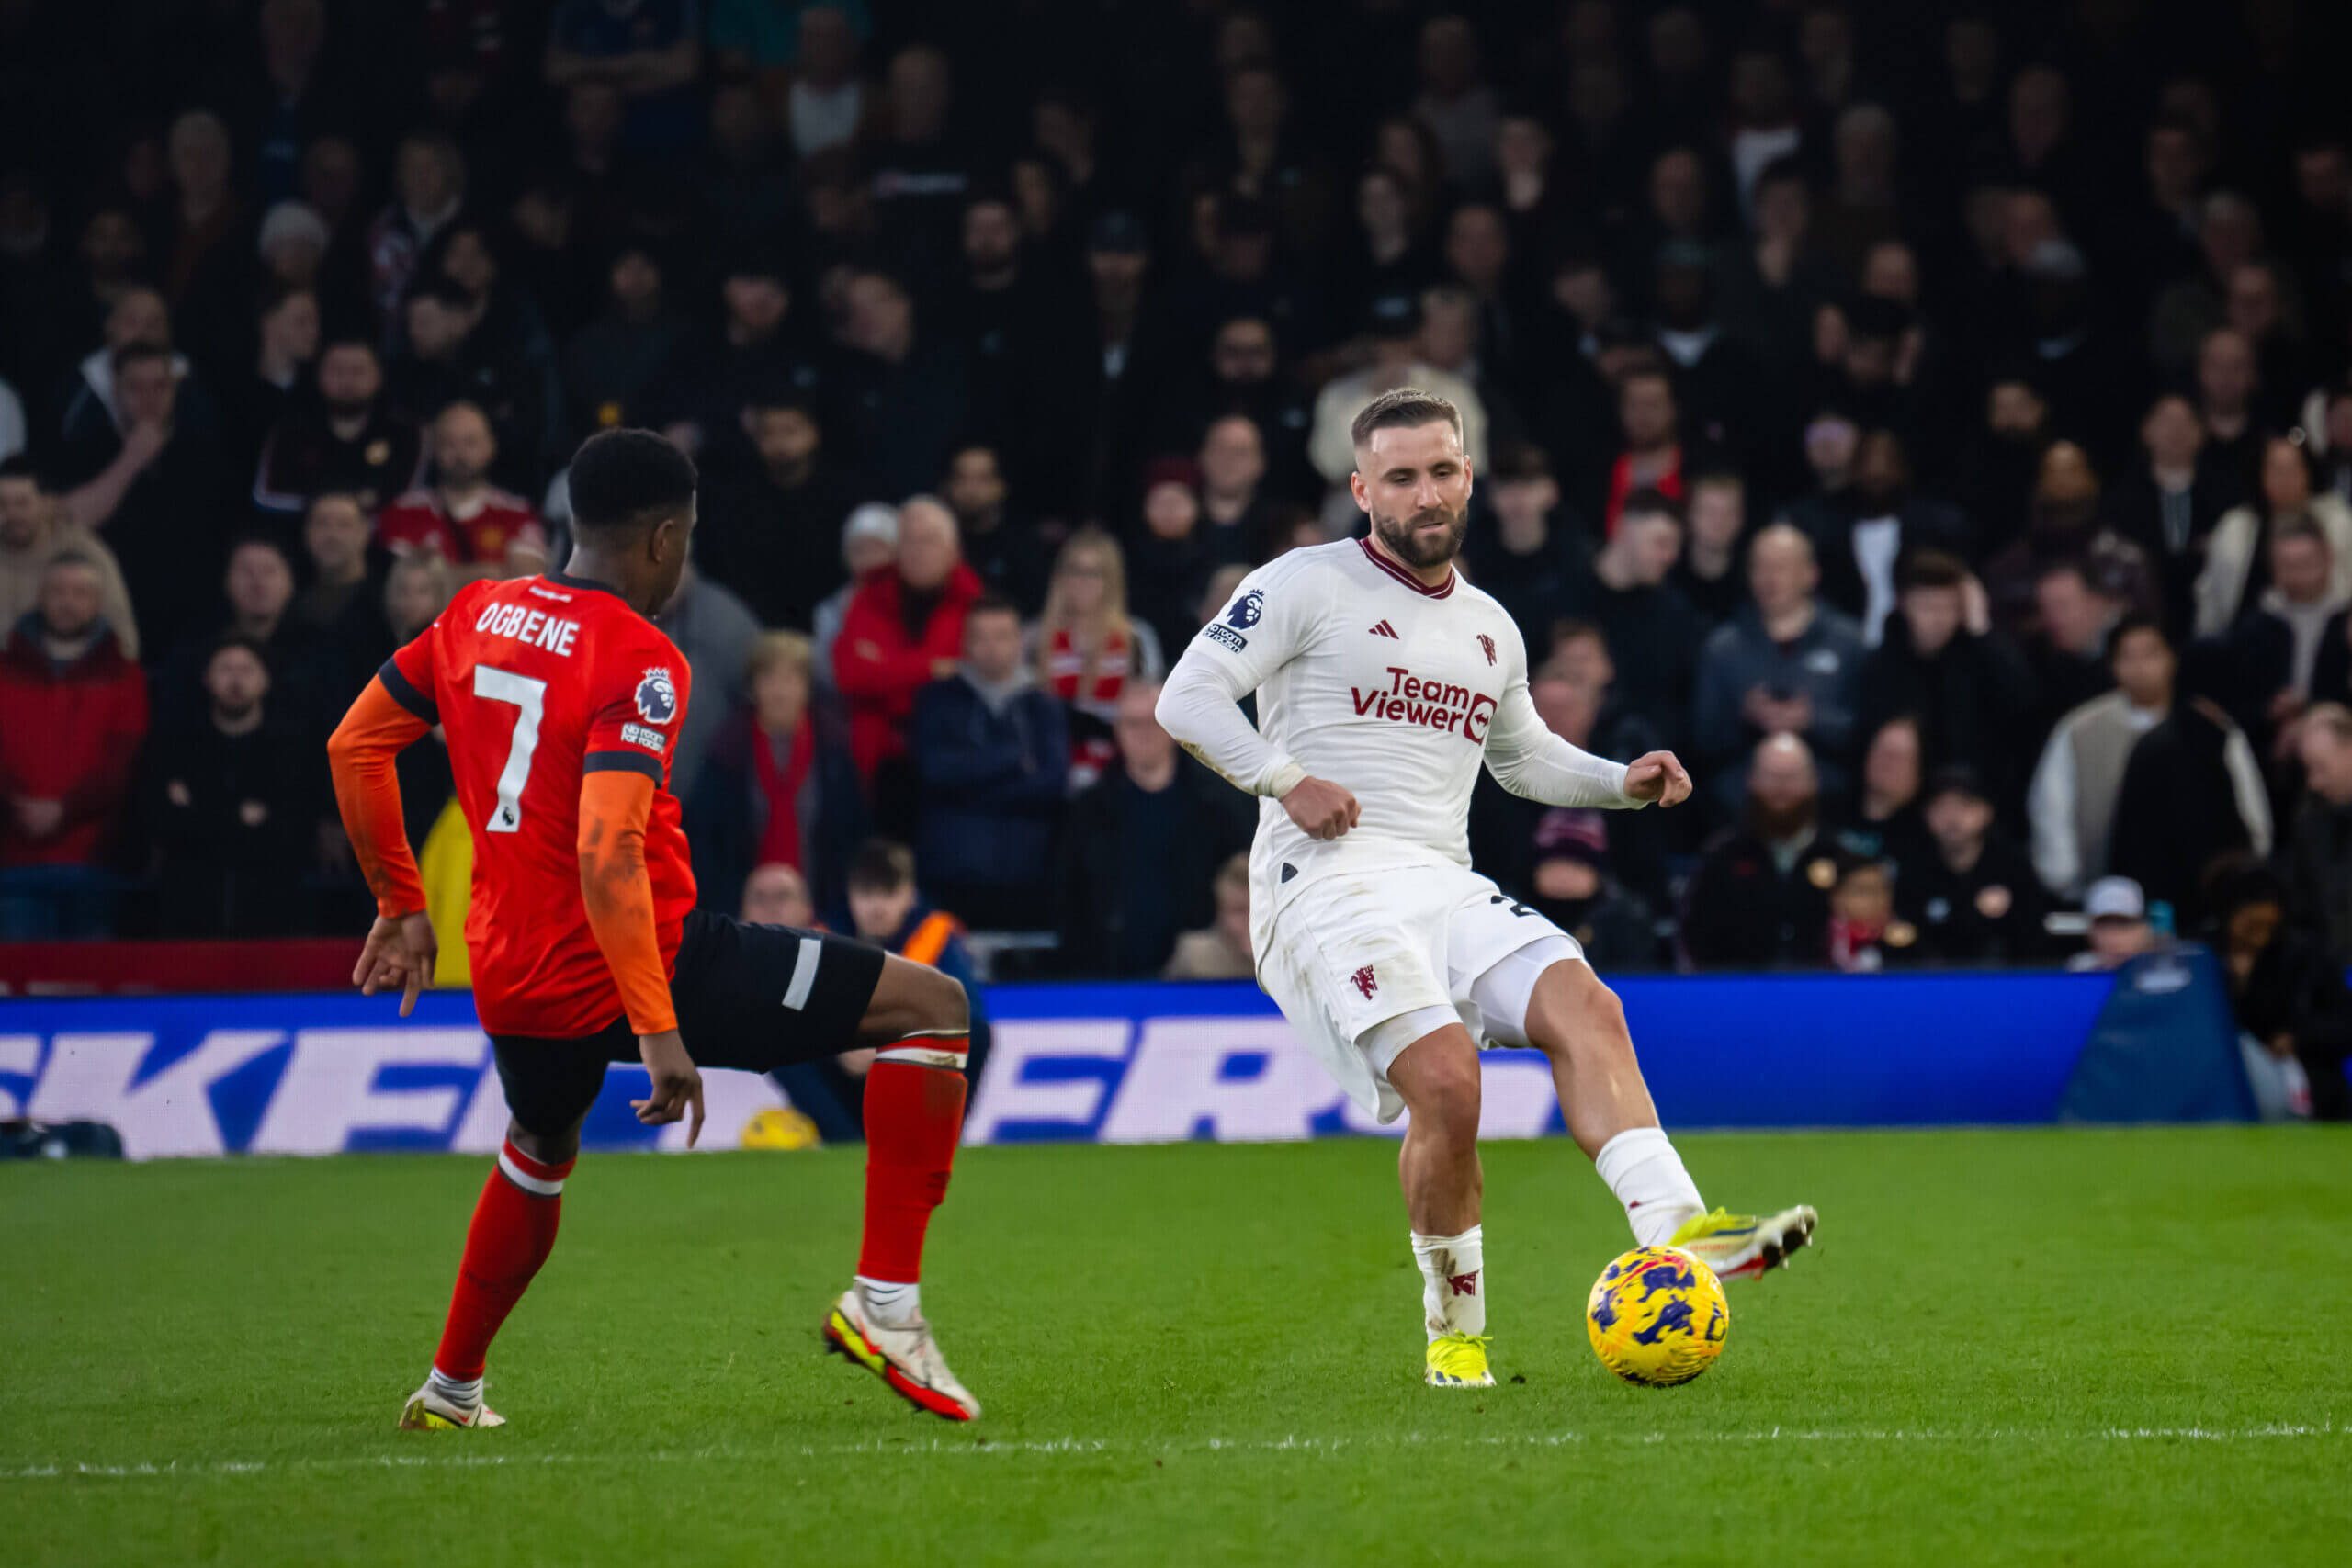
[5,1127,2348,1566]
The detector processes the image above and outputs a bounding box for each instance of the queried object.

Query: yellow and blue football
[1586,1245,1728,1386]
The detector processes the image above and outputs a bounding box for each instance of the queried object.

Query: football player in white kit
[1157,388,1816,1387]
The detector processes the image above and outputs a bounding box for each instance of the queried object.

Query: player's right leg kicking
[1507,956,1815,1282]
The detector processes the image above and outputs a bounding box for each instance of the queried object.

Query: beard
[1745,794,1818,843]
[1370,499,1468,570]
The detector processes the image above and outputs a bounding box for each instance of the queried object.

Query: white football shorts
[1256,863,1586,1123]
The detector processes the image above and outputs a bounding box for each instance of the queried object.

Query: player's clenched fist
[1282,776,1361,840]
[633,1028,707,1146]
[1623,750,1693,807]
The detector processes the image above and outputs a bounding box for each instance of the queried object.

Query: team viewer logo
[1351,964,1378,999]
[1227,589,1264,629]
[635,667,678,725]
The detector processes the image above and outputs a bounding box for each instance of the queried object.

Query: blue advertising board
[0,971,2127,1159]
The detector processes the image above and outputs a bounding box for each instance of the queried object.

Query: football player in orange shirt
[328,431,981,1428]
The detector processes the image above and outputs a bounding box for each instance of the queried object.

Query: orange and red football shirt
[379,570,696,1038]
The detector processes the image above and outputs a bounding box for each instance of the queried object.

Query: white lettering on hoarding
[26,1031,284,1158]
[250,1029,489,1155]
[963,1020,1131,1143]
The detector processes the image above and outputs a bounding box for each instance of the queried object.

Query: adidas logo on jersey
[1368,620,1399,638]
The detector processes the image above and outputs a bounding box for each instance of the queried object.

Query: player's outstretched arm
[327,678,436,1015]
[577,768,704,1145]
[1482,672,1690,810]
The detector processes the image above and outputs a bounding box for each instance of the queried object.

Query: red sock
[858,1036,969,1282]
[432,1139,572,1381]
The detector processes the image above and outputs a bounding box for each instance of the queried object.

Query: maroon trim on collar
[1357,536,1457,598]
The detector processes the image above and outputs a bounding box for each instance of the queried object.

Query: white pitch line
[4,1423,2343,1482]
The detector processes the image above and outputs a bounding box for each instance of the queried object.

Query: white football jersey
[1157,538,1636,952]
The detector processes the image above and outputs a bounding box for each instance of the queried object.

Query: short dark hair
[2273,514,2329,553]
[0,455,40,488]
[208,631,269,669]
[1900,549,1968,592]
[568,430,697,539]
[1619,488,1685,529]
[1350,387,1463,450]
[2109,612,2171,660]
[846,838,916,895]
[967,593,1021,623]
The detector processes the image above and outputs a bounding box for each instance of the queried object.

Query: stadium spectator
[1507,803,1663,971]
[2210,861,2352,1121]
[1561,489,1703,736]
[1057,682,1251,978]
[366,133,466,334]
[1858,550,2033,794]
[1464,444,1580,653]
[1825,853,1905,974]
[832,269,970,500]
[0,461,139,661]
[2225,519,2346,754]
[1679,733,1834,970]
[253,338,425,519]
[2070,876,2165,971]
[226,281,322,462]
[143,637,317,936]
[0,554,147,936]
[2287,705,2352,963]
[685,631,865,921]
[2021,559,2120,746]
[1829,714,1929,870]
[1692,523,1866,816]
[387,281,547,487]
[1034,528,1163,784]
[545,0,702,152]
[833,495,981,795]
[376,402,547,576]
[560,243,690,438]
[288,492,390,714]
[810,502,898,690]
[2195,436,2352,638]
[1197,415,1278,570]
[1671,470,1748,626]
[1126,459,1222,663]
[1811,430,1973,646]
[164,536,331,737]
[944,445,1048,613]
[1162,853,1257,981]
[1896,766,2052,967]
[910,596,1068,931]
[60,341,239,656]
[1307,294,1487,491]
[1593,367,1686,536]
[2032,615,2267,902]
[1983,440,2158,642]
[699,398,861,632]
[643,249,823,459]
[2107,393,2242,633]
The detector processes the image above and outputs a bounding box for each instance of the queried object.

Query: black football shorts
[490,908,888,1138]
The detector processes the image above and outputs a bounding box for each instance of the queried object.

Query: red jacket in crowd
[0,626,149,866]
[832,561,984,779]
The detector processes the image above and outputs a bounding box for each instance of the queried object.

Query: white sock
[854,1275,921,1328]
[426,1368,482,1408]
[1409,1226,1486,1341]
[1594,1127,1706,1248]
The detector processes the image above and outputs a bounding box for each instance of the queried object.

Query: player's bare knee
[1396,1037,1482,1137]
[1530,969,1634,1065]
[860,956,969,1043]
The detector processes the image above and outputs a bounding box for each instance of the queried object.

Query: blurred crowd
[8,1,2352,1019]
